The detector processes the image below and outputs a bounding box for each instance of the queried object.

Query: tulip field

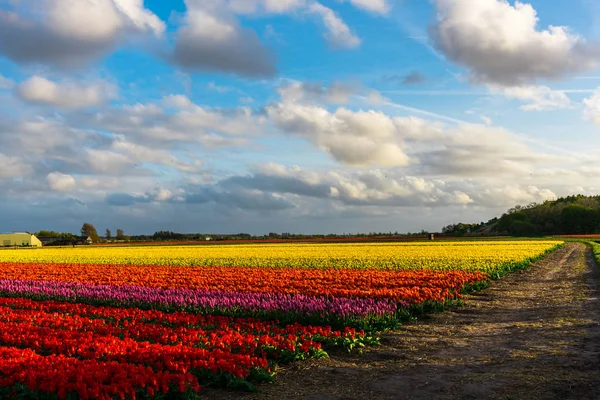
[0,240,561,399]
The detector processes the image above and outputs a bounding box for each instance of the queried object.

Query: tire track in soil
[205,243,600,400]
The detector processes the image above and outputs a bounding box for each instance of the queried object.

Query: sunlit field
[0,240,562,398]
[0,240,561,271]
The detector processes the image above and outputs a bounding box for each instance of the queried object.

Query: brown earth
[203,243,600,400]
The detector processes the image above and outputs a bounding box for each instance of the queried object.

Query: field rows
[0,240,562,398]
[0,241,561,271]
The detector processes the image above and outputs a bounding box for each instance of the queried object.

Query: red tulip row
[0,346,199,400]
[0,301,321,356]
[0,297,372,399]
[0,296,363,348]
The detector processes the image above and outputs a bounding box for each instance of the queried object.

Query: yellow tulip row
[0,240,562,273]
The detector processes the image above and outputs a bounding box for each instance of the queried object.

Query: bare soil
[204,243,600,400]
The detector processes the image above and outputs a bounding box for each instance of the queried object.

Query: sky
[1,0,600,235]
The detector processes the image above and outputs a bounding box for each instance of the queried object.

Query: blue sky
[1,0,600,235]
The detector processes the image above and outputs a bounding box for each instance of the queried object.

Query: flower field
[0,240,561,399]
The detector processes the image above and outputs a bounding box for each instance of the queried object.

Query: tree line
[36,223,128,244]
[443,195,600,236]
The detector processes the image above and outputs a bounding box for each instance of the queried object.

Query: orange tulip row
[0,262,488,304]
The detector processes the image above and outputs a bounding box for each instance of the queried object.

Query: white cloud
[229,0,306,14]
[16,76,118,109]
[268,101,409,166]
[229,0,363,50]
[0,154,33,180]
[480,115,492,126]
[179,163,559,210]
[432,0,600,85]
[0,0,164,67]
[583,88,600,126]
[268,90,556,171]
[0,75,15,90]
[171,0,276,77]
[410,123,561,177]
[111,137,204,173]
[87,96,261,146]
[473,185,556,208]
[86,149,136,175]
[278,81,355,104]
[490,84,572,111]
[112,0,165,35]
[207,82,234,94]
[344,0,389,14]
[0,118,89,158]
[162,94,195,110]
[308,3,361,49]
[47,172,76,192]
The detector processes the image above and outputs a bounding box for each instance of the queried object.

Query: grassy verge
[587,241,600,268]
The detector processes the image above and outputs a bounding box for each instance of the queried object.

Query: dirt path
[206,243,600,400]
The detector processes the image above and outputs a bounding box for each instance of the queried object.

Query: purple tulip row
[0,278,402,320]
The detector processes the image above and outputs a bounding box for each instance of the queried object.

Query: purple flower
[0,279,400,320]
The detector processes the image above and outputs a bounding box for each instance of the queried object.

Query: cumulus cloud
[0,154,33,179]
[47,172,76,192]
[268,101,410,166]
[171,0,276,77]
[16,76,118,109]
[489,84,572,111]
[278,81,357,104]
[0,75,15,90]
[229,0,364,50]
[228,0,307,14]
[233,164,455,206]
[232,164,561,210]
[108,183,294,211]
[409,123,561,177]
[0,113,204,181]
[267,90,556,170]
[308,3,361,49]
[0,118,92,159]
[85,149,138,175]
[111,136,204,173]
[103,163,565,216]
[230,0,387,16]
[583,89,600,126]
[106,187,185,206]
[81,96,261,146]
[431,0,600,85]
[343,0,389,14]
[471,185,556,208]
[0,0,164,67]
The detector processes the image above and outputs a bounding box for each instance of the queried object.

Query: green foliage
[447,195,600,237]
[34,231,78,245]
[560,204,599,234]
[116,229,127,241]
[34,230,62,238]
[81,222,100,243]
[508,220,539,236]
[589,241,600,269]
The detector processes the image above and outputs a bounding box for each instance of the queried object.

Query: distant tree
[60,232,78,242]
[116,229,126,240]
[81,223,100,243]
[560,204,598,234]
[35,230,61,238]
[105,229,112,240]
[508,220,540,236]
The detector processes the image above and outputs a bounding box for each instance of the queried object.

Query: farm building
[0,233,42,247]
